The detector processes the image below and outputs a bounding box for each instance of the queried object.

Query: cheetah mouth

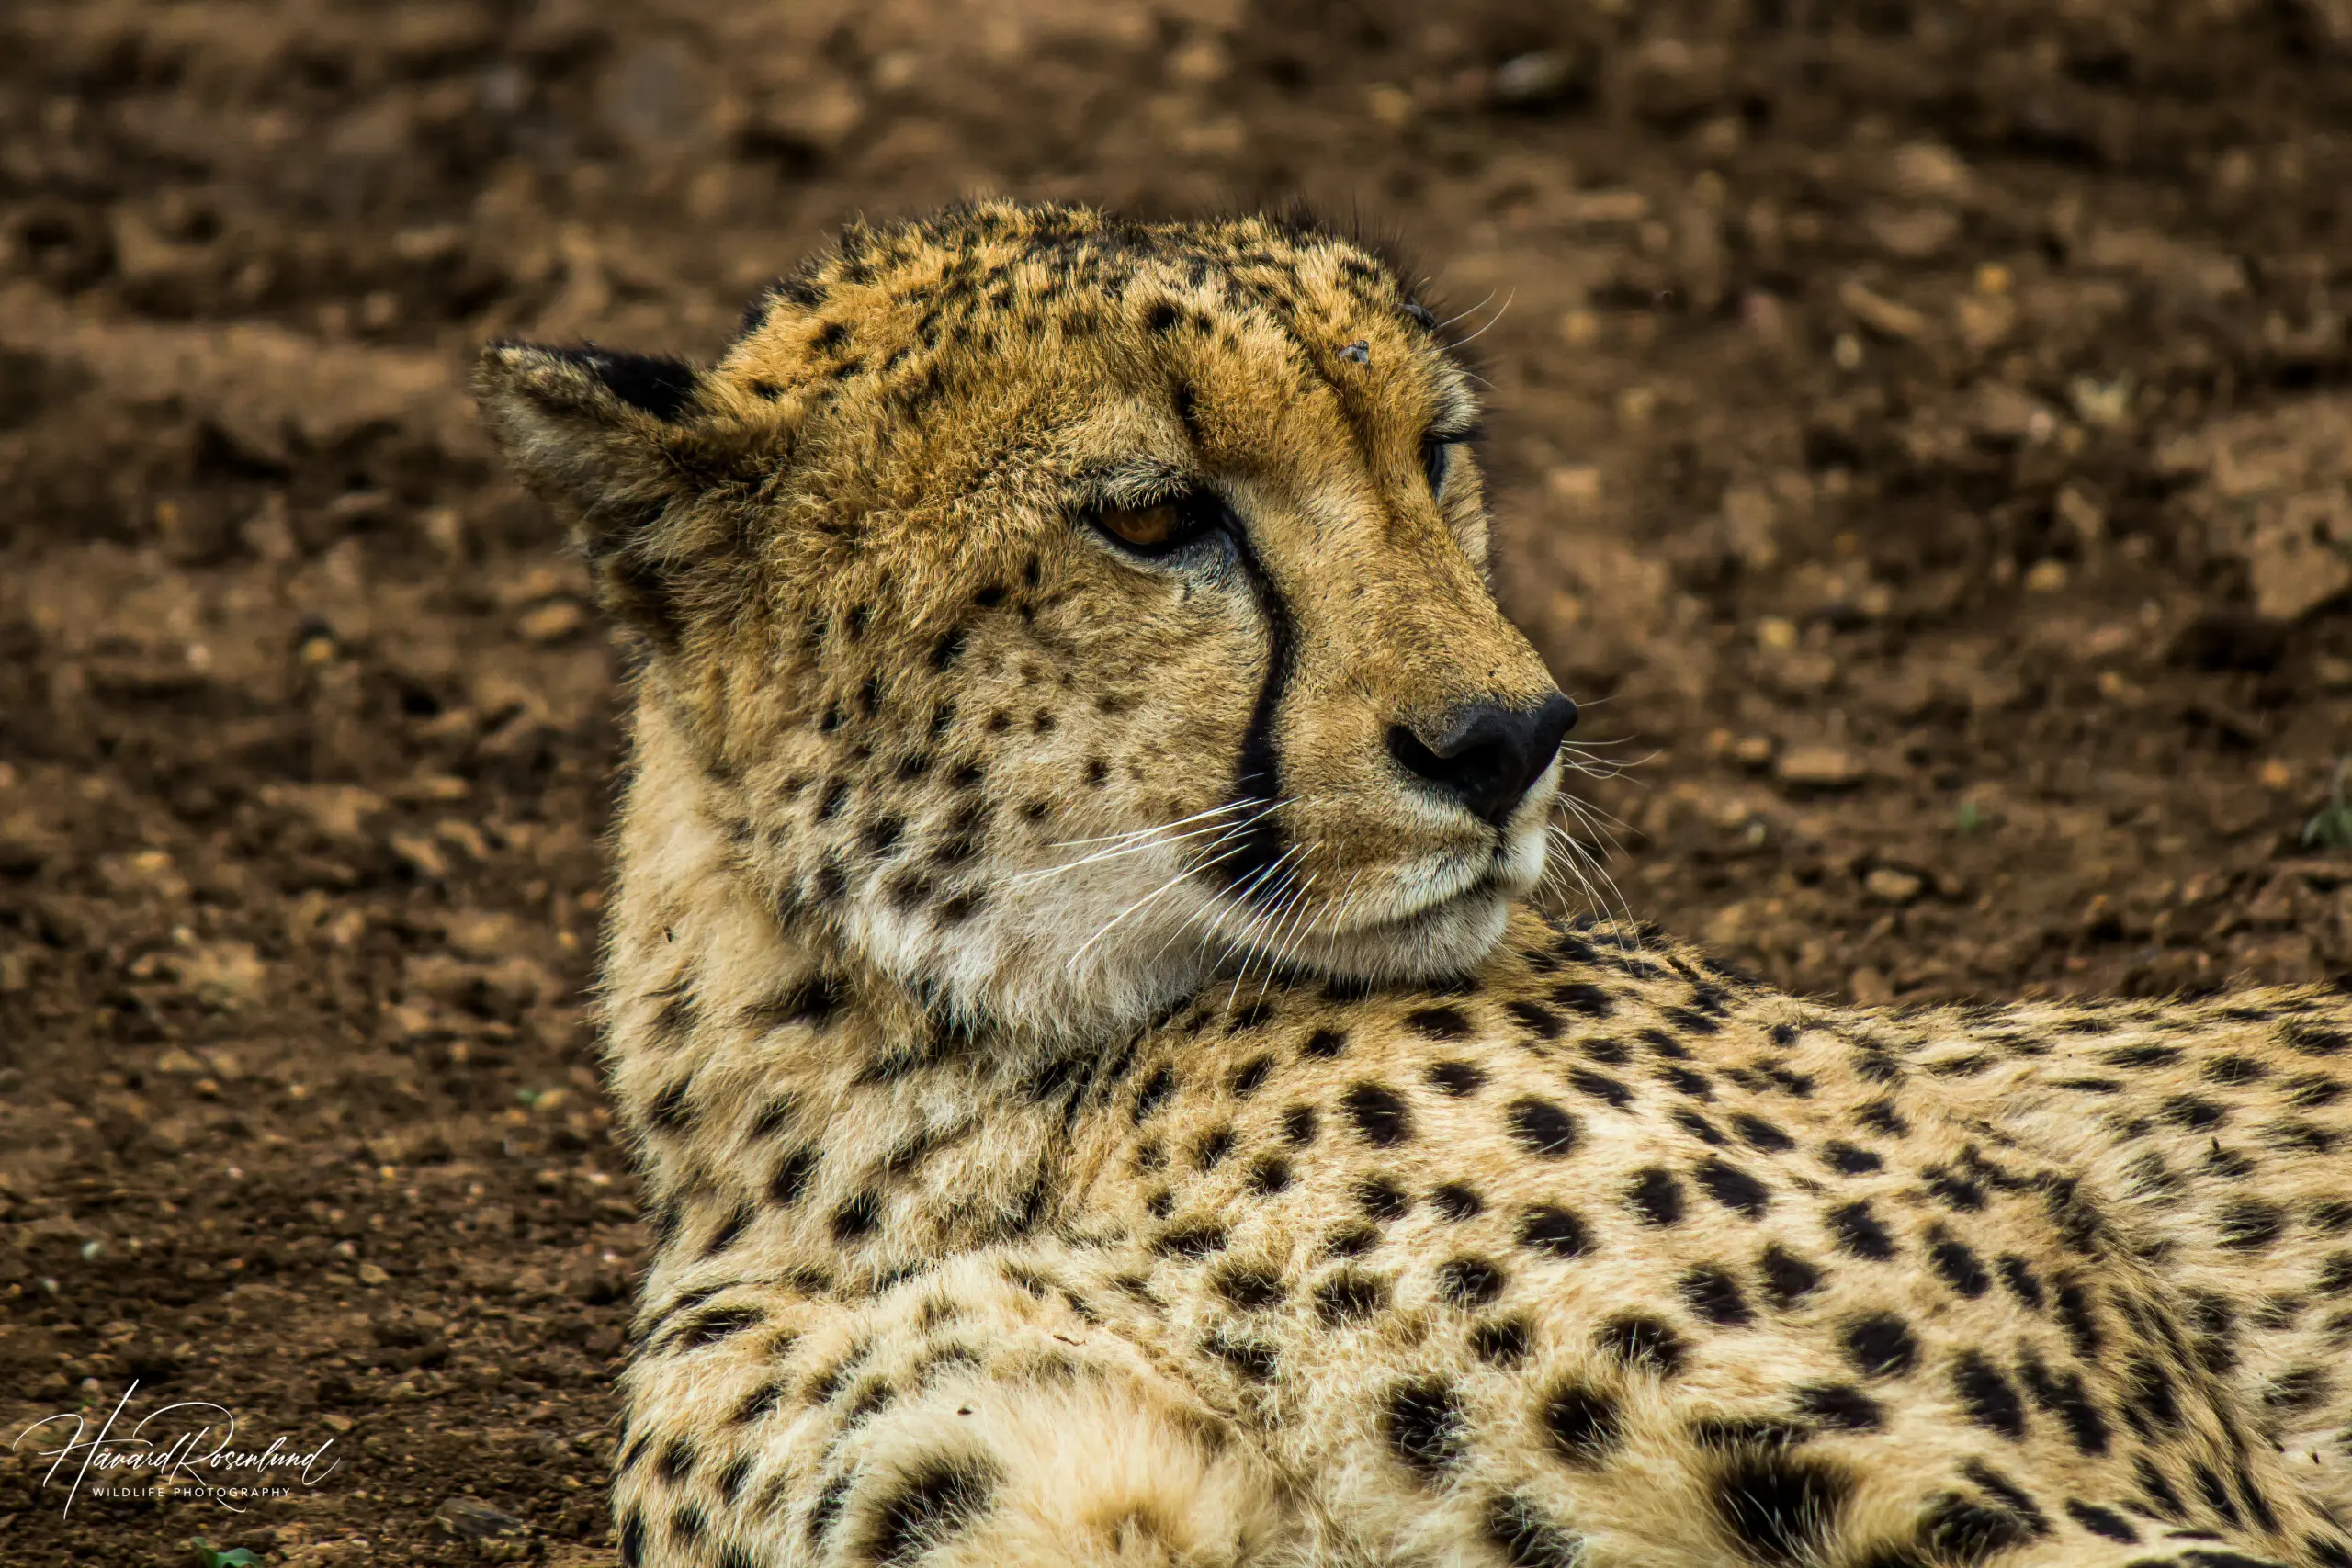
[1222,831,1542,982]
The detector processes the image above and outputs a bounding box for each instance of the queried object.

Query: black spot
[1440,1257,1508,1308]
[2308,1537,2352,1568]
[1507,1000,1564,1039]
[1759,1245,1824,1306]
[1597,1313,1686,1376]
[2053,1280,2102,1357]
[620,1506,648,1567]
[1693,1157,1772,1219]
[703,1203,754,1257]
[673,1305,763,1352]
[1854,1098,1909,1137]
[1145,299,1181,333]
[1796,1383,1883,1431]
[2132,1456,2187,1520]
[1326,1224,1379,1258]
[2284,1021,2346,1056]
[2216,1198,2285,1251]
[2064,1501,2138,1542]
[748,1097,797,1140]
[1543,1382,1623,1466]
[1428,1060,1487,1097]
[1731,1113,1795,1153]
[1204,1331,1278,1382]
[1951,1352,2028,1438]
[1315,1269,1391,1325]
[768,1148,822,1215]
[1675,1109,1729,1145]
[1431,1183,1483,1222]
[1300,1028,1348,1058]
[1154,1223,1228,1259]
[717,1454,753,1505]
[1355,1177,1411,1222]
[1344,1082,1414,1145]
[1517,1204,1591,1258]
[2123,1356,2181,1431]
[1658,1065,1715,1100]
[1926,1232,1991,1298]
[2191,1461,2242,1526]
[863,1455,1000,1565]
[1822,1141,1882,1175]
[1996,1255,2044,1309]
[808,1473,853,1542]
[1681,1265,1754,1325]
[1566,1068,1635,1109]
[830,1191,883,1243]
[1408,1006,1473,1039]
[1472,1316,1532,1364]
[1551,982,1613,1018]
[1248,1156,1291,1195]
[1628,1166,1686,1224]
[660,1437,699,1483]
[1842,1313,1917,1378]
[1922,1490,2041,1563]
[1214,1265,1286,1310]
[2165,1094,2228,1130]
[1132,1066,1177,1122]
[2285,1073,2344,1109]
[1713,1449,1854,1566]
[1193,1127,1236,1171]
[1385,1379,1470,1476]
[1229,1055,1275,1096]
[1826,1201,1898,1260]
[647,1078,695,1134]
[1508,1098,1579,1156]
[1282,1105,1318,1144]
[732,1381,786,1425]
[1485,1495,1584,1568]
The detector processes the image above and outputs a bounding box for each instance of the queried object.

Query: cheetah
[473,200,2352,1568]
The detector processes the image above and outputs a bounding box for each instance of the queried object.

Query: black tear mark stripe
[1205,512,1299,904]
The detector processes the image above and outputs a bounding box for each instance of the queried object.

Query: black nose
[1386,694,1578,828]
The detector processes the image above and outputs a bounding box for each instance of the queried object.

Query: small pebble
[517,600,586,643]
[1491,51,1577,107]
[1776,745,1863,787]
[1863,867,1924,905]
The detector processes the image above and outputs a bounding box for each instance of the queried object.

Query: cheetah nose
[1386,693,1578,829]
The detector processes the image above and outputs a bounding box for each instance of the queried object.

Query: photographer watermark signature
[9,1382,342,1516]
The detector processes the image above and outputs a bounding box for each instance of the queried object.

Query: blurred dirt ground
[5,0,2352,1561]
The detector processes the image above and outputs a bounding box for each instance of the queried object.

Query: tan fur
[474,201,2352,1568]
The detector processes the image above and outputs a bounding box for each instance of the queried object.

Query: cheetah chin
[476,201,2352,1568]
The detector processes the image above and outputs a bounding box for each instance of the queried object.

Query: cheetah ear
[473,341,739,648]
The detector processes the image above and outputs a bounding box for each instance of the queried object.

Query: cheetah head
[476,202,1576,1045]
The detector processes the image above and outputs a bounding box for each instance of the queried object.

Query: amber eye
[1086,491,1221,558]
[1099,502,1182,548]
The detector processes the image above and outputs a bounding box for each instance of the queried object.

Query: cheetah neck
[599,691,1147,1284]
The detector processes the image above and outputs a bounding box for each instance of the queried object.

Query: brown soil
[4,1,2350,1561]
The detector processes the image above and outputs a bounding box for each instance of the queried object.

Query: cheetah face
[477,204,1575,1043]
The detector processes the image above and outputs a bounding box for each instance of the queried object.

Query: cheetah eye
[1422,428,1477,496]
[1086,491,1224,558]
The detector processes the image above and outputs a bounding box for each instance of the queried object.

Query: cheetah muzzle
[474,201,2352,1568]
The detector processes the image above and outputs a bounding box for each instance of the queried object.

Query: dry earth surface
[4,0,2352,1561]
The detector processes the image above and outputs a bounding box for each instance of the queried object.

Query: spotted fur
[475,201,2352,1568]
